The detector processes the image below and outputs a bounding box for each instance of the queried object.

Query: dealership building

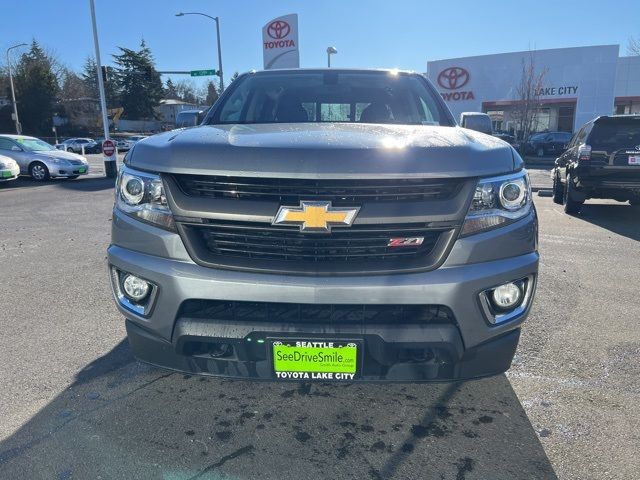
[426,44,640,134]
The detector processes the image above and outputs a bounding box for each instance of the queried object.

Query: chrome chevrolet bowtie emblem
[272,201,360,232]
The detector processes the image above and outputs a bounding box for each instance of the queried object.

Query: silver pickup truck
[108,69,538,382]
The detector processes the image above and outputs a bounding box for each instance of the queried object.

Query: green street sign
[190,69,218,77]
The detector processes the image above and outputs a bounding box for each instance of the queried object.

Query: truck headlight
[115,165,175,231]
[462,171,531,236]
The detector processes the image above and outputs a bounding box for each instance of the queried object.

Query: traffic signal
[101,66,108,84]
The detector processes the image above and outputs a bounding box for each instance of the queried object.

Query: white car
[118,135,148,151]
[59,137,99,154]
[0,154,20,182]
[0,135,90,181]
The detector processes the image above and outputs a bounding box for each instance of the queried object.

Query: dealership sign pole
[262,14,300,69]
[89,0,117,178]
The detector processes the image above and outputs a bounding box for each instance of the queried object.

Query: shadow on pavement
[0,340,557,480]
[0,176,115,193]
[575,202,640,242]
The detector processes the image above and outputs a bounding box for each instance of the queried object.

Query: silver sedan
[0,135,90,181]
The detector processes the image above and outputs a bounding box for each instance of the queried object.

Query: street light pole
[327,46,338,68]
[6,43,27,134]
[89,0,117,178]
[214,16,224,91]
[176,12,224,91]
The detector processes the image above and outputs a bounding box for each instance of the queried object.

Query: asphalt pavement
[0,171,638,479]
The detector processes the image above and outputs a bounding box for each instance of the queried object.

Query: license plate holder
[269,338,361,381]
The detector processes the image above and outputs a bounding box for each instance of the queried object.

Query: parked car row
[54,135,149,154]
[0,132,157,184]
[0,135,90,182]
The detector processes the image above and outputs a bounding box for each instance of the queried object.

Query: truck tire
[552,172,564,205]
[563,172,583,214]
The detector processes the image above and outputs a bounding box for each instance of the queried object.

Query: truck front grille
[174,175,462,204]
[178,220,453,275]
[179,300,456,325]
[167,174,468,275]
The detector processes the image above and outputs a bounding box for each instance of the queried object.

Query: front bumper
[125,318,522,382]
[0,164,20,181]
[49,163,90,177]
[108,208,538,382]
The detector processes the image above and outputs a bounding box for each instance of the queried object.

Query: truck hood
[129,123,520,178]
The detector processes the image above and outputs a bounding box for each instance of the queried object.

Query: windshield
[207,71,450,126]
[16,138,55,152]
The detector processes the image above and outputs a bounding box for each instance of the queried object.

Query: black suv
[552,115,640,213]
[525,131,572,157]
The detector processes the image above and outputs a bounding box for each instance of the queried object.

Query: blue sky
[2,0,638,90]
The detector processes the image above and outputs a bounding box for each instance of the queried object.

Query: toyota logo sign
[437,67,470,90]
[267,20,291,39]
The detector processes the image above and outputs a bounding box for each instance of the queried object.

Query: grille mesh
[179,300,455,325]
[175,175,461,204]
[186,220,442,263]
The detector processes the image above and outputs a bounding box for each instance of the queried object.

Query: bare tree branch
[511,51,547,143]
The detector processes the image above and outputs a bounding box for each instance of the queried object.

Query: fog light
[491,282,522,310]
[122,274,150,301]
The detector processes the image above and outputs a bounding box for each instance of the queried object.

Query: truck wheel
[29,162,50,181]
[552,172,564,205]
[563,173,583,214]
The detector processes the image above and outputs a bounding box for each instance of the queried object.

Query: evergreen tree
[0,68,13,132]
[112,40,163,119]
[14,40,59,135]
[82,57,118,108]
[205,80,219,105]
[164,78,179,99]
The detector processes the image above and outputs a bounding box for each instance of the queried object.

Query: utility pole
[6,43,27,134]
[175,12,224,91]
[214,16,224,92]
[89,0,117,178]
